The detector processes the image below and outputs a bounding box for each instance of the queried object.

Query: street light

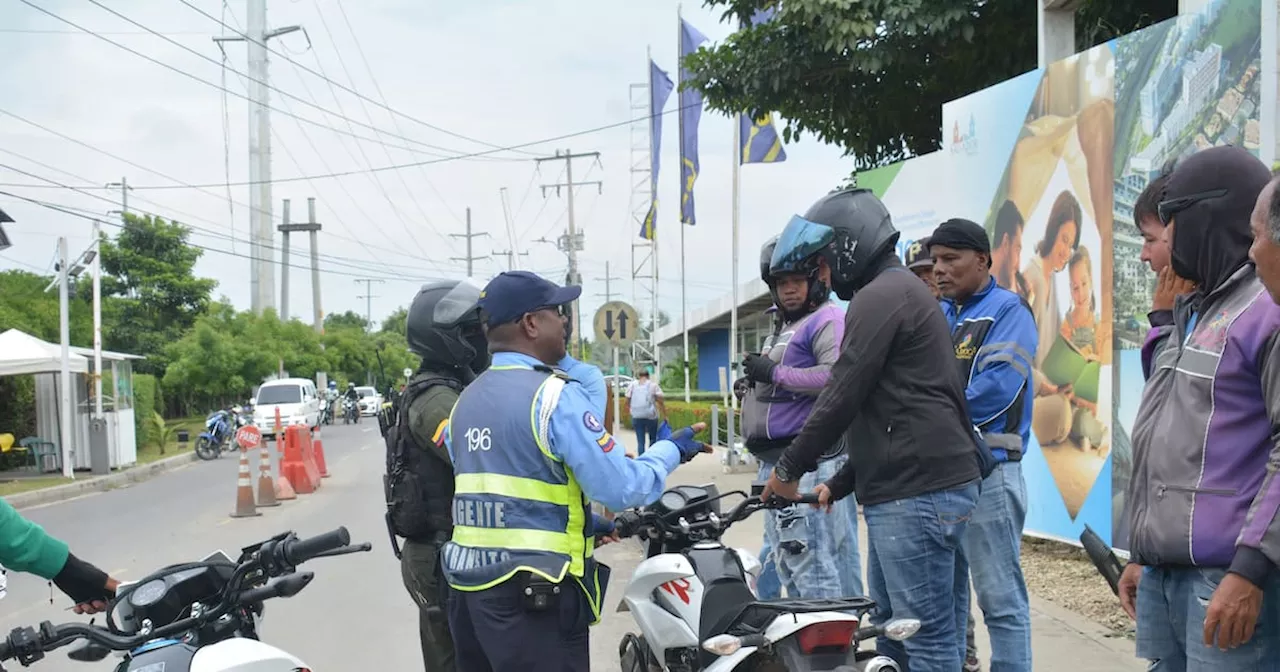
[0,207,12,252]
[43,228,102,480]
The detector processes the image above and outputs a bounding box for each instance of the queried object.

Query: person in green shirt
[0,499,118,614]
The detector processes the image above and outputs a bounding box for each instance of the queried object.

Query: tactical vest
[384,375,462,541]
[440,364,604,621]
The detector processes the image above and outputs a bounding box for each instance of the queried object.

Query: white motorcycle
[614,484,919,672]
[0,527,370,671]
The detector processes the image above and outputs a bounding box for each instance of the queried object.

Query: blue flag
[738,6,787,165]
[678,18,708,226]
[640,59,674,241]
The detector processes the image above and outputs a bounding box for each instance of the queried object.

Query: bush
[134,374,157,447]
[617,398,740,445]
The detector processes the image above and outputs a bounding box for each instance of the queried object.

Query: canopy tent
[0,329,89,377]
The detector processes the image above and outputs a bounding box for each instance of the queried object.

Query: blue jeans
[1136,566,1280,671]
[865,481,980,672]
[756,540,782,600]
[632,417,658,455]
[758,457,863,599]
[962,461,1031,672]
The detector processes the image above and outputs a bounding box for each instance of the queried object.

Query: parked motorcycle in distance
[615,484,919,672]
[0,527,371,671]
[195,406,248,461]
[342,398,359,425]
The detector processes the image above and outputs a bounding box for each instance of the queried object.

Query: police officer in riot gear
[386,278,489,672]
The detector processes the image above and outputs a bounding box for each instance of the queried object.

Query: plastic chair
[0,434,14,453]
[18,437,58,473]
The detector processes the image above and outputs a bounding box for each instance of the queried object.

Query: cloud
[0,0,853,329]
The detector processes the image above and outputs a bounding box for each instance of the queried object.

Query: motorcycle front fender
[197,432,217,441]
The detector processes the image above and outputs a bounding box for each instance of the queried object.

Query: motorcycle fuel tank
[189,638,308,671]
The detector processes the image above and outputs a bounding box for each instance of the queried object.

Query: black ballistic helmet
[800,189,899,299]
[760,235,780,283]
[406,279,490,376]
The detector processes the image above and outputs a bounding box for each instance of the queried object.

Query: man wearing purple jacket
[1118,146,1280,669]
[737,237,863,599]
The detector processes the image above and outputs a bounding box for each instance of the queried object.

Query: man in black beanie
[931,217,1038,672]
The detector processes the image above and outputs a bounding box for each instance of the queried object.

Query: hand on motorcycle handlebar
[72,577,119,615]
[760,470,800,502]
[595,531,620,548]
[811,484,833,513]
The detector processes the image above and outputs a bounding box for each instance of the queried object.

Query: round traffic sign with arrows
[593,301,640,347]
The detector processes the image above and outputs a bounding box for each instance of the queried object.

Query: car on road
[355,386,383,416]
[251,377,322,434]
[603,374,634,395]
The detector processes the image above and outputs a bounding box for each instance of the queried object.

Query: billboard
[858,0,1269,549]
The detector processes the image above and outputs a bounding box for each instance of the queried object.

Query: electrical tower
[213,2,302,315]
[594,261,624,303]
[628,81,660,379]
[537,149,602,358]
[492,248,530,271]
[449,207,489,277]
[277,197,324,332]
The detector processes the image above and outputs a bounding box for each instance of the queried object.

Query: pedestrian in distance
[385,278,492,672]
[930,218,1038,672]
[439,270,711,672]
[1118,145,1280,670]
[739,234,863,603]
[761,189,995,672]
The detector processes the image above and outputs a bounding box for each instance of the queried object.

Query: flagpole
[676,3,691,403]
[728,114,741,461]
[648,45,662,388]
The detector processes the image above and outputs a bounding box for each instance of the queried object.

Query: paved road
[2,424,1143,670]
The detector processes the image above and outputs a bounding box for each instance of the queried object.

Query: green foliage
[618,399,740,445]
[99,214,218,377]
[133,374,157,446]
[324,311,368,332]
[0,376,36,442]
[683,0,1174,170]
[149,411,175,454]
[380,307,407,336]
[0,270,94,344]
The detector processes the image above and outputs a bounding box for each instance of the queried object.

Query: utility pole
[277,197,323,327]
[491,248,530,272]
[354,278,385,332]
[449,207,489,277]
[537,149,602,358]
[214,3,302,315]
[105,177,132,219]
[594,261,624,302]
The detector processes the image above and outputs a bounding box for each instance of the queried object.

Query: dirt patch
[1021,537,1135,637]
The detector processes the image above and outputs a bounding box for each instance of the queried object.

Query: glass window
[256,385,302,405]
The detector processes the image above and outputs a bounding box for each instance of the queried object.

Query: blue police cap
[478,271,581,327]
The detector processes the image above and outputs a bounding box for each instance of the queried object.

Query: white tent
[0,328,88,376]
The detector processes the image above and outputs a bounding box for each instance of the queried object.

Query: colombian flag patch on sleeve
[595,433,616,454]
[432,419,449,447]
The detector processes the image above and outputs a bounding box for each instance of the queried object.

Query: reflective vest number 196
[466,427,492,452]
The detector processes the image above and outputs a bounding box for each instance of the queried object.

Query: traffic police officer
[389,279,490,672]
[441,270,709,671]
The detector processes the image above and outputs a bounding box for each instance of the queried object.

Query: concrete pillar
[1038,0,1079,68]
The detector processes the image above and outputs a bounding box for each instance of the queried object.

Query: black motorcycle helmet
[773,189,899,300]
[406,279,489,376]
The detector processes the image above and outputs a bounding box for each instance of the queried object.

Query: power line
[449,208,489,277]
[176,0,539,157]
[0,190,443,283]
[0,99,700,191]
[354,278,385,331]
[21,0,523,164]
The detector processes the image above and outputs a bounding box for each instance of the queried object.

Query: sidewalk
[589,432,1143,670]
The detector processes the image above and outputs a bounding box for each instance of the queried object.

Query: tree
[682,0,1175,171]
[99,214,217,375]
[324,311,368,333]
[0,270,93,344]
[381,307,407,336]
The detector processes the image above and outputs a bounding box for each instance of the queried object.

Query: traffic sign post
[235,425,262,451]
[593,301,640,439]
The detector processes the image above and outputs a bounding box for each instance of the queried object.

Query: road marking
[363,427,373,433]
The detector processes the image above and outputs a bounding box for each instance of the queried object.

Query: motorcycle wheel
[194,437,220,461]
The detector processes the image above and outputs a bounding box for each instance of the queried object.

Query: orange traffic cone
[256,439,279,508]
[230,447,261,518]
[313,425,330,478]
[275,475,297,500]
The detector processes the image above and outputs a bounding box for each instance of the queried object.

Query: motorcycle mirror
[67,640,111,662]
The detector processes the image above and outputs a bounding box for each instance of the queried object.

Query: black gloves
[742,354,777,385]
[733,377,750,401]
[53,553,114,606]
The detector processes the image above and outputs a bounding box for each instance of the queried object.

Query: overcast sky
[0,0,852,331]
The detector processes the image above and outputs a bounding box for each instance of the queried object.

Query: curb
[4,451,199,510]
[1029,592,1137,658]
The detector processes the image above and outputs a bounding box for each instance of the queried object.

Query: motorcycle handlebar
[282,527,350,567]
[615,493,823,540]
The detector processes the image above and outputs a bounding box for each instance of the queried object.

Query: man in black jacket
[387,279,490,672]
[761,189,988,672]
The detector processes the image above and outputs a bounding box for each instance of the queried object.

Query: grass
[0,476,74,497]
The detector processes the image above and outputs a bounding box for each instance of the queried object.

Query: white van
[251,377,321,434]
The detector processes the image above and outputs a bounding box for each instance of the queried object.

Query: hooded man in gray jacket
[1118,146,1280,669]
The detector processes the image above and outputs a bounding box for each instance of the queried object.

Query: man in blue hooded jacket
[930,218,1038,672]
